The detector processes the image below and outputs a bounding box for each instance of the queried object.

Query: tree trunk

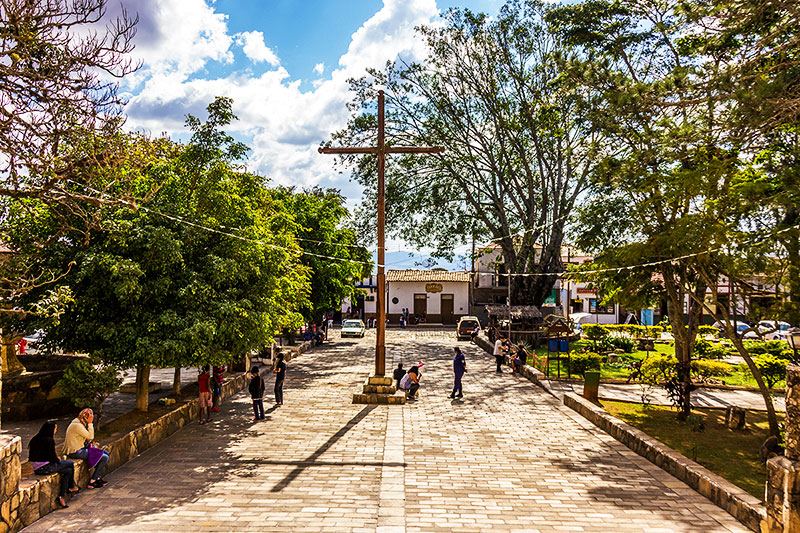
[135,364,150,412]
[94,396,104,430]
[730,336,781,437]
[172,367,181,396]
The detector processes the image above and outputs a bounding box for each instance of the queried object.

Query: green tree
[550,0,786,434]
[11,100,310,411]
[57,358,122,428]
[330,0,599,305]
[273,187,371,321]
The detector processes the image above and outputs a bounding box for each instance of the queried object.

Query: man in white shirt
[493,336,507,373]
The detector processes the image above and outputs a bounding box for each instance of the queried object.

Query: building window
[589,299,614,314]
[365,296,375,302]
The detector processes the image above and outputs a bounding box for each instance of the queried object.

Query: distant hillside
[369,251,467,272]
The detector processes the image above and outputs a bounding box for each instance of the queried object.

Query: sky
[110,0,503,263]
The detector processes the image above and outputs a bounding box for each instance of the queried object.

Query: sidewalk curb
[563,392,767,532]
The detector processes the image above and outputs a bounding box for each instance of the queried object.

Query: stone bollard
[583,371,600,403]
[766,364,800,532]
[725,406,747,430]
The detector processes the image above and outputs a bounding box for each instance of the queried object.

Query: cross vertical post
[319,90,443,383]
[376,91,386,376]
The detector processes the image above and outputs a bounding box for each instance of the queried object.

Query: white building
[386,270,470,324]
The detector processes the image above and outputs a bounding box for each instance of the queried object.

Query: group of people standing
[247,354,287,420]
[28,409,110,509]
[198,355,288,424]
[196,364,227,424]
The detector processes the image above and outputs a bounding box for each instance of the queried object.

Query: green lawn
[528,339,784,389]
[602,400,781,499]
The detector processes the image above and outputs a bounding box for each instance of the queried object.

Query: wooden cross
[319,90,444,376]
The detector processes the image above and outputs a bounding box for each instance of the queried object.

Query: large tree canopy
[273,186,371,321]
[330,0,599,306]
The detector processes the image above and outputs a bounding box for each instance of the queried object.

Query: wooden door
[413,293,427,317]
[441,294,454,324]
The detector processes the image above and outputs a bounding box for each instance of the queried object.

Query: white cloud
[236,31,280,66]
[313,62,325,75]
[124,0,440,193]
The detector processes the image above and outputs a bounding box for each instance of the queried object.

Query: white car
[757,320,792,341]
[711,320,758,339]
[341,319,366,338]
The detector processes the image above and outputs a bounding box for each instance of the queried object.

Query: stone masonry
[766,364,800,532]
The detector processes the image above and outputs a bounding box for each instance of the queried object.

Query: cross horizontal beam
[318,146,444,155]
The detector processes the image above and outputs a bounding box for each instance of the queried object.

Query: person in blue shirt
[449,347,467,399]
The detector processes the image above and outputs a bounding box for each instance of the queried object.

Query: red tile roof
[386,270,470,283]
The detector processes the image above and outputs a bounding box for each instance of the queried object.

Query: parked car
[711,320,758,339]
[757,320,793,341]
[456,316,481,340]
[341,319,366,338]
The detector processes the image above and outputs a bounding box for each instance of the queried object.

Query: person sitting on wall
[29,421,79,509]
[62,408,110,489]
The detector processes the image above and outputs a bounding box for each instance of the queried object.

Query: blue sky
[115,0,501,256]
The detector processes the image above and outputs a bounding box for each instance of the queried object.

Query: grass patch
[602,399,781,499]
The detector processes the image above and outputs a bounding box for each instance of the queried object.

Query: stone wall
[564,392,766,532]
[0,368,254,532]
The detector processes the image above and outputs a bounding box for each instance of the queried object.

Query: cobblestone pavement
[25,330,748,532]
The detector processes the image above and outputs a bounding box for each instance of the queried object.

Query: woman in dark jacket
[28,421,78,508]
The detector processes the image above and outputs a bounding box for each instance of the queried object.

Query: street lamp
[790,329,800,362]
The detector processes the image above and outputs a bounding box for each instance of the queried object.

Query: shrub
[691,360,732,378]
[645,326,663,339]
[641,354,678,381]
[752,355,788,388]
[582,324,609,350]
[567,351,604,376]
[57,358,122,428]
[607,336,636,353]
[698,325,718,337]
[745,340,789,357]
[693,338,728,360]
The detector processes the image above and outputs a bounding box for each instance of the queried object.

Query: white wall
[386,281,469,316]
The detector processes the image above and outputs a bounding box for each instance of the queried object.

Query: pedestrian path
[25,330,748,532]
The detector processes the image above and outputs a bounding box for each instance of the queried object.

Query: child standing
[211,364,226,412]
[249,366,265,421]
[198,366,212,424]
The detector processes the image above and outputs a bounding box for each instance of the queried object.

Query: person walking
[29,421,79,509]
[249,366,265,420]
[63,409,109,489]
[273,353,287,406]
[493,335,507,373]
[449,347,467,399]
[198,366,212,424]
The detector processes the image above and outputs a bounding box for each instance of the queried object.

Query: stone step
[367,376,393,386]
[363,384,396,394]
[352,391,406,405]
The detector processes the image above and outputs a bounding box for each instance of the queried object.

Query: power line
[60,182,380,268]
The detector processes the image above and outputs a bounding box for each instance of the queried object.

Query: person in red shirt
[198,366,212,424]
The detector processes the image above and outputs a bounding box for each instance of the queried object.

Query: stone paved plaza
[24,330,749,532]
